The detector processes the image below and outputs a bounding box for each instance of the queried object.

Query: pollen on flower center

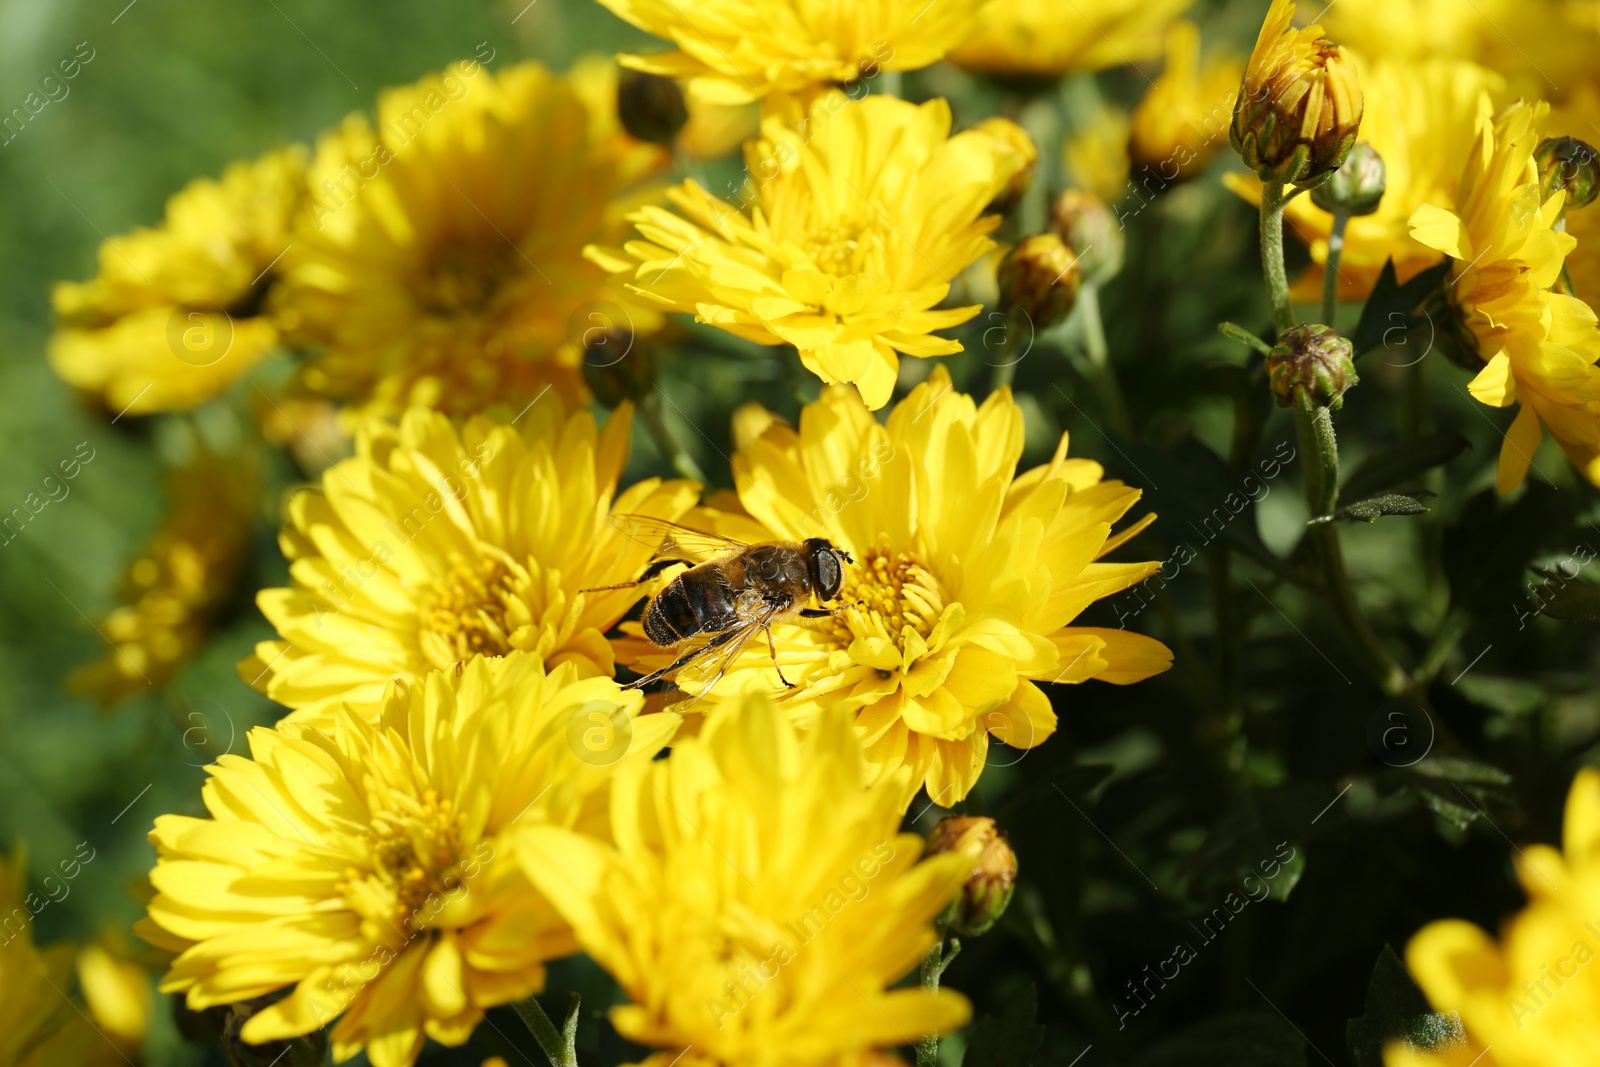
[363,788,466,932]
[419,558,520,665]
[831,546,947,653]
[802,220,869,276]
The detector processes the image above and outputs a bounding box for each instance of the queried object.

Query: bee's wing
[608,514,748,563]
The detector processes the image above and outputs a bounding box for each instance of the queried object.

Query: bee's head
[803,538,853,600]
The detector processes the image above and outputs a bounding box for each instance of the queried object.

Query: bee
[583,516,854,695]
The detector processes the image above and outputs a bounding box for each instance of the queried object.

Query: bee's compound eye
[816,546,842,600]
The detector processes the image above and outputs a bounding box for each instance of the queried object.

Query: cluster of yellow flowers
[40,0,1600,1062]
[34,3,1207,1065]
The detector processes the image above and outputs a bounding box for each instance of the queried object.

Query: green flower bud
[997,234,1081,331]
[617,71,689,145]
[1536,136,1600,211]
[924,815,1017,937]
[1268,323,1358,413]
[1311,141,1386,216]
[1051,190,1125,287]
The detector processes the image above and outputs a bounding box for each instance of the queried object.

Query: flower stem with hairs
[513,993,580,1067]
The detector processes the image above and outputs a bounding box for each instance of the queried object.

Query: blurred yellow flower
[68,450,256,708]
[1129,21,1241,184]
[77,940,151,1053]
[241,402,697,725]
[625,367,1171,805]
[1385,768,1600,1067]
[1410,99,1600,493]
[588,92,1029,410]
[518,694,970,1067]
[950,0,1191,79]
[1225,54,1502,301]
[0,853,126,1067]
[50,146,305,417]
[141,655,678,1067]
[278,60,664,419]
[1063,107,1132,207]
[596,0,991,103]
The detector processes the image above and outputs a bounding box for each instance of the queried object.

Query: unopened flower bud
[924,815,1017,937]
[1536,136,1600,211]
[617,71,689,145]
[1311,141,1386,216]
[1051,190,1125,287]
[1268,323,1358,412]
[581,326,655,408]
[971,117,1038,216]
[997,235,1080,330]
[1231,0,1363,188]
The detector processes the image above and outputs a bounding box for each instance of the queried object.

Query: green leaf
[1133,1013,1309,1066]
[1310,492,1434,525]
[1340,433,1470,503]
[1350,257,1452,358]
[1417,789,1479,831]
[1528,572,1600,622]
[1179,790,1316,905]
[963,985,1043,1067]
[1346,945,1464,1067]
[1410,756,1513,787]
[1455,674,1545,717]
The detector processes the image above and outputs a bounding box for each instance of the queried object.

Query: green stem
[1079,283,1132,437]
[640,395,710,485]
[915,935,960,1066]
[1294,407,1425,705]
[1416,610,1470,685]
[990,310,1024,393]
[1322,209,1349,327]
[1018,94,1058,237]
[512,994,579,1067]
[1259,180,1296,334]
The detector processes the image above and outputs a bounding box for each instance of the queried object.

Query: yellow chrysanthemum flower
[77,939,152,1054]
[1383,768,1600,1067]
[1410,99,1600,493]
[140,654,679,1067]
[277,60,665,419]
[595,0,991,103]
[950,0,1191,80]
[50,146,305,416]
[68,450,256,707]
[241,402,696,725]
[1225,54,1502,301]
[624,368,1171,804]
[587,92,1030,410]
[1128,21,1242,184]
[518,693,970,1067]
[0,853,125,1067]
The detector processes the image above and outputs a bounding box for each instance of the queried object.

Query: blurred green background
[5,1,1600,1065]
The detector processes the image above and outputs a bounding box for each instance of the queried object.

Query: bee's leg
[580,557,691,594]
[623,628,741,690]
[798,600,862,618]
[762,621,795,688]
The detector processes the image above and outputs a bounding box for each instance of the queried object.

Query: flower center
[418,558,519,665]
[366,788,465,932]
[416,238,520,315]
[831,546,946,652]
[803,220,868,276]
